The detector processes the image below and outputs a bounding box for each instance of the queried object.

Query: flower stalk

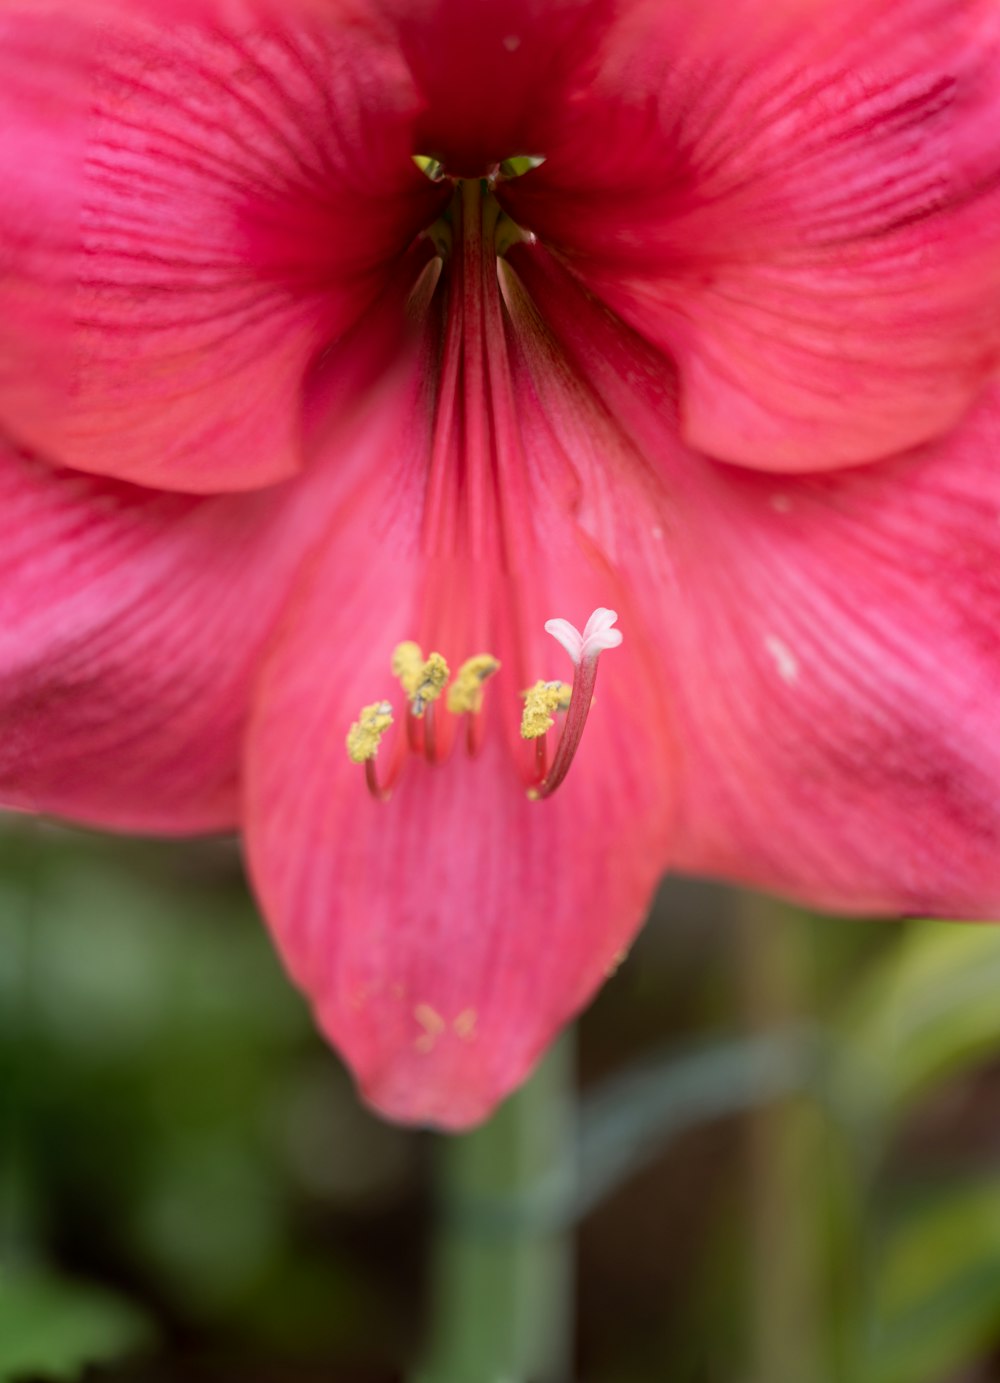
[417,1036,576,1383]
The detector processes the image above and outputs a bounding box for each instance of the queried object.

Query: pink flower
[1,0,999,1127]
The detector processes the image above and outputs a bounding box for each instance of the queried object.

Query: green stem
[738,891,830,1383]
[416,1035,575,1383]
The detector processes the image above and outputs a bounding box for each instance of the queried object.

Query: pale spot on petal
[414,1002,445,1054]
[764,634,799,685]
[453,1009,478,1041]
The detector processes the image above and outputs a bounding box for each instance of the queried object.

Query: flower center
[344,173,623,805]
[345,610,623,802]
[411,152,545,186]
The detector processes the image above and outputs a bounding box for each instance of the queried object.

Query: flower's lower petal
[663,389,1000,916]
[245,279,674,1130]
[0,2,440,491]
[247,558,672,1130]
[0,435,315,831]
[503,0,1000,471]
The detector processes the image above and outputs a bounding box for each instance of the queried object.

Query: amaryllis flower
[1,0,999,1127]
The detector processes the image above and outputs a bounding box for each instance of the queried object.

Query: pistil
[531,655,600,799]
[523,609,624,800]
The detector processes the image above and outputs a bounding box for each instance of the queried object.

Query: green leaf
[0,1270,153,1382]
[834,920,1000,1124]
[863,1179,1000,1383]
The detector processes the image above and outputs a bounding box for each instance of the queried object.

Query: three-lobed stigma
[345,609,622,802]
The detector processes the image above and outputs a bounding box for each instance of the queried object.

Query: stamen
[529,610,623,800]
[520,681,569,793]
[497,154,546,179]
[345,700,395,801]
[411,153,446,182]
[520,680,570,739]
[392,641,424,696]
[348,609,620,802]
[412,653,449,716]
[346,701,394,764]
[423,701,440,765]
[392,642,450,717]
[447,654,501,715]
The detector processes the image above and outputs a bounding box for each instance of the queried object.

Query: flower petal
[247,560,672,1128]
[245,263,674,1128]
[505,235,1000,917]
[0,254,421,831]
[388,0,614,176]
[502,0,1000,471]
[0,1,439,491]
[0,434,316,830]
[662,388,1000,916]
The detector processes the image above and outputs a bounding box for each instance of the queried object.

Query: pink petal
[248,581,672,1129]
[0,255,421,831]
[507,235,1000,917]
[662,389,1000,916]
[389,0,614,176]
[0,436,309,830]
[0,260,423,829]
[0,2,440,491]
[245,256,674,1129]
[501,0,1000,471]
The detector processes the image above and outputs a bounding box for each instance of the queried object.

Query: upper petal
[0,1,440,491]
[502,0,1000,471]
[386,0,615,176]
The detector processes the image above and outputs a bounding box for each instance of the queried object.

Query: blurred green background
[3,817,1000,1382]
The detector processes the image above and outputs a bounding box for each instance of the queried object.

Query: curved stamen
[448,653,501,759]
[346,700,395,801]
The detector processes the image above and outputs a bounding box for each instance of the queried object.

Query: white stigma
[544,607,623,665]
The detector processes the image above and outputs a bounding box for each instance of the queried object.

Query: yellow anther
[391,642,451,716]
[391,642,425,697]
[446,654,500,715]
[345,701,394,764]
[520,680,572,711]
[412,652,449,716]
[520,680,570,739]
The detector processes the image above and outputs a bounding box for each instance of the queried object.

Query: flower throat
[345,172,621,804]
